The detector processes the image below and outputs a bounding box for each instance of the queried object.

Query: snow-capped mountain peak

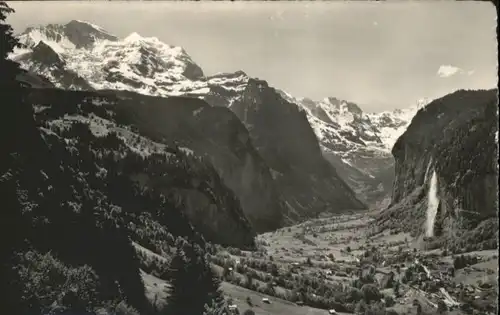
[18,20,118,51]
[122,32,169,46]
[124,32,146,43]
[12,21,208,95]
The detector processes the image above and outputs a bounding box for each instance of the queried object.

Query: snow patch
[33,104,51,113]
[64,114,112,137]
[124,32,145,43]
[178,147,194,156]
[140,269,169,306]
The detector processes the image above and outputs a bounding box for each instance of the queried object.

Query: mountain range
[11,20,427,209]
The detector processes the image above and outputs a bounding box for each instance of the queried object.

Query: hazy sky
[6,1,498,112]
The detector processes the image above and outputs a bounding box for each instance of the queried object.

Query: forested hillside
[0,3,237,314]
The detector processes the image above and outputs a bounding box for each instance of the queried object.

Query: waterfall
[423,157,433,183]
[426,170,439,237]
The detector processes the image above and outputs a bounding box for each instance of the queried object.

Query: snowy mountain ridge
[11,20,428,206]
[277,91,432,206]
[279,90,430,155]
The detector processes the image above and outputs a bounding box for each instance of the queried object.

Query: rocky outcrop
[31,41,65,66]
[181,59,204,80]
[379,89,498,251]
[63,20,118,48]
[13,42,93,91]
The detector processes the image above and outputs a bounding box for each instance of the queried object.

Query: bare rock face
[379,89,498,251]
[229,79,366,220]
[63,20,119,48]
[181,59,204,80]
[104,90,286,233]
[31,41,65,65]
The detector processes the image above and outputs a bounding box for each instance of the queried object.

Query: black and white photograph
[0,1,498,315]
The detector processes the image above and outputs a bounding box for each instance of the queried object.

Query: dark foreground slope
[1,84,261,314]
[377,89,498,252]
[1,86,153,314]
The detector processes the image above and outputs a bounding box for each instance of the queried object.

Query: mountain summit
[13,21,205,92]
[19,20,118,49]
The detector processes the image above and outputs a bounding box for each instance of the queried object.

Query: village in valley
[138,211,498,315]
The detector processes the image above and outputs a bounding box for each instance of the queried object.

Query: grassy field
[221,282,351,315]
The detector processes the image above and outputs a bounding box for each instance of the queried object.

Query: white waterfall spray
[423,157,433,183]
[426,170,439,237]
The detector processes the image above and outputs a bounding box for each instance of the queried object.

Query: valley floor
[141,211,498,315]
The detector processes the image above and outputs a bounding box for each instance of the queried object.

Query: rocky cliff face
[378,89,498,252]
[105,90,286,232]
[228,79,366,220]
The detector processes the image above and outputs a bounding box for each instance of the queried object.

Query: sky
[6,1,498,112]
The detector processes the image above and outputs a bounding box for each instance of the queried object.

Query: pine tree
[0,2,19,71]
[0,1,35,166]
[203,298,230,315]
[0,1,19,157]
[437,300,447,314]
[165,239,191,315]
[166,239,224,315]
[0,3,29,315]
[191,241,225,313]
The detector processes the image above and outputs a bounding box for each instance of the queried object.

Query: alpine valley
[3,17,498,315]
